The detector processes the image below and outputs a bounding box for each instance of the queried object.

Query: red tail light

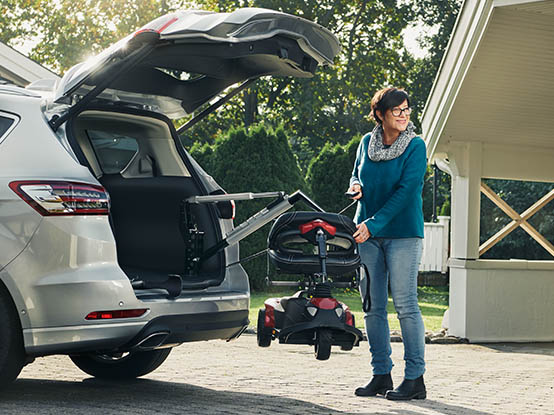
[9,181,109,216]
[299,219,337,236]
[85,309,148,320]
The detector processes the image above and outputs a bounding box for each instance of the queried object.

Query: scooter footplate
[278,324,362,347]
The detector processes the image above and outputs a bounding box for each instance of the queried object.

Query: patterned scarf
[368,121,416,162]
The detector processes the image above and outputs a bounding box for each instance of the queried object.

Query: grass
[250,286,449,333]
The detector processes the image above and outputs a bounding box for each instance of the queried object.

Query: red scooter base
[257,289,363,360]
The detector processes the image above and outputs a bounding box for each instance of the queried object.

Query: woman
[348,87,427,400]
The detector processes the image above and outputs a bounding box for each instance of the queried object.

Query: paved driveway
[1,335,553,414]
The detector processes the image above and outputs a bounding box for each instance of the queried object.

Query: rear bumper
[23,321,147,356]
[123,309,250,350]
[24,309,249,356]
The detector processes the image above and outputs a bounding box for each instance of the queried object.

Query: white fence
[420,216,450,273]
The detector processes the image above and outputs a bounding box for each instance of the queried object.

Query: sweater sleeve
[350,134,368,187]
[363,139,427,235]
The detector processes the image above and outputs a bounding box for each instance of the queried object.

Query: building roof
[422,0,554,182]
[0,41,59,87]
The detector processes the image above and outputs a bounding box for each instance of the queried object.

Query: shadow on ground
[401,399,495,415]
[477,342,554,357]
[0,377,344,415]
[0,378,501,415]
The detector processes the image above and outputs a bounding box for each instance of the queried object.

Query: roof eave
[421,0,495,162]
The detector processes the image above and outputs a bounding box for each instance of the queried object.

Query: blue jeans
[358,237,425,379]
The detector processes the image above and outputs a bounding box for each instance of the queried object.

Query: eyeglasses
[391,107,412,117]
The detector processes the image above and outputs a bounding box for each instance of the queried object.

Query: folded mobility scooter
[256,208,364,360]
[182,189,364,360]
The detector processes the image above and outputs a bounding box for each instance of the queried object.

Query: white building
[422,0,554,342]
[0,42,59,86]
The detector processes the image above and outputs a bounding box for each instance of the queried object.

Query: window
[87,130,139,174]
[0,113,18,145]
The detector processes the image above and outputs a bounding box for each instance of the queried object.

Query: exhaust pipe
[132,331,171,351]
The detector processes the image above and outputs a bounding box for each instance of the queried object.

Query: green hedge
[305,135,361,214]
[190,124,305,289]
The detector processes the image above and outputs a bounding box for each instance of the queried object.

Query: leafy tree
[33,0,171,73]
[2,0,464,163]
[2,0,194,73]
[405,0,463,130]
[185,0,420,156]
[0,1,34,46]
[188,141,215,173]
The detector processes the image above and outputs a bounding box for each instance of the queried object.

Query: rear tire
[70,348,171,380]
[315,329,332,360]
[0,285,25,387]
[257,309,272,347]
[340,343,354,351]
[341,314,356,351]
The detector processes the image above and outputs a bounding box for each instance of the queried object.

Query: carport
[422,0,554,342]
[0,41,58,86]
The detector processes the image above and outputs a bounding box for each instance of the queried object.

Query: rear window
[0,114,17,145]
[87,130,139,174]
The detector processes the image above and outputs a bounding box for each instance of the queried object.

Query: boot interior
[69,110,224,292]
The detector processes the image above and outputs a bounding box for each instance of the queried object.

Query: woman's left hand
[353,223,371,243]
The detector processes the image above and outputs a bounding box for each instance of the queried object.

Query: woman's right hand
[348,184,363,200]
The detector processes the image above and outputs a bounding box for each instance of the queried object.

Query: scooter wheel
[341,315,355,351]
[257,309,272,347]
[314,329,332,360]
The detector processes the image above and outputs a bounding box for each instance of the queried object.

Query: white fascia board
[0,42,59,85]
[421,0,495,162]
[493,0,545,7]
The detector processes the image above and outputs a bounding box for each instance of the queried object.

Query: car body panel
[4,212,249,355]
[0,94,104,271]
[0,184,42,272]
[0,95,93,180]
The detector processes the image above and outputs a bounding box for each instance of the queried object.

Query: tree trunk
[244,88,258,127]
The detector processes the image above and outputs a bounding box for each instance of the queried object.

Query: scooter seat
[267,211,360,275]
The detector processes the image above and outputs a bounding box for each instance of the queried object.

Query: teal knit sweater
[350,132,427,238]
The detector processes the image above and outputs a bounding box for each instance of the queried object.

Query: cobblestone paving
[1,335,553,415]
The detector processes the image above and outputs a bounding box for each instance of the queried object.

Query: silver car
[0,8,339,384]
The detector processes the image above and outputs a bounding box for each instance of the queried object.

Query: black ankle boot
[385,375,426,400]
[354,374,393,397]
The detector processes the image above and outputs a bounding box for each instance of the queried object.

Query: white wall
[449,259,554,342]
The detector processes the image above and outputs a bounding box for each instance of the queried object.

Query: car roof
[0,84,42,98]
